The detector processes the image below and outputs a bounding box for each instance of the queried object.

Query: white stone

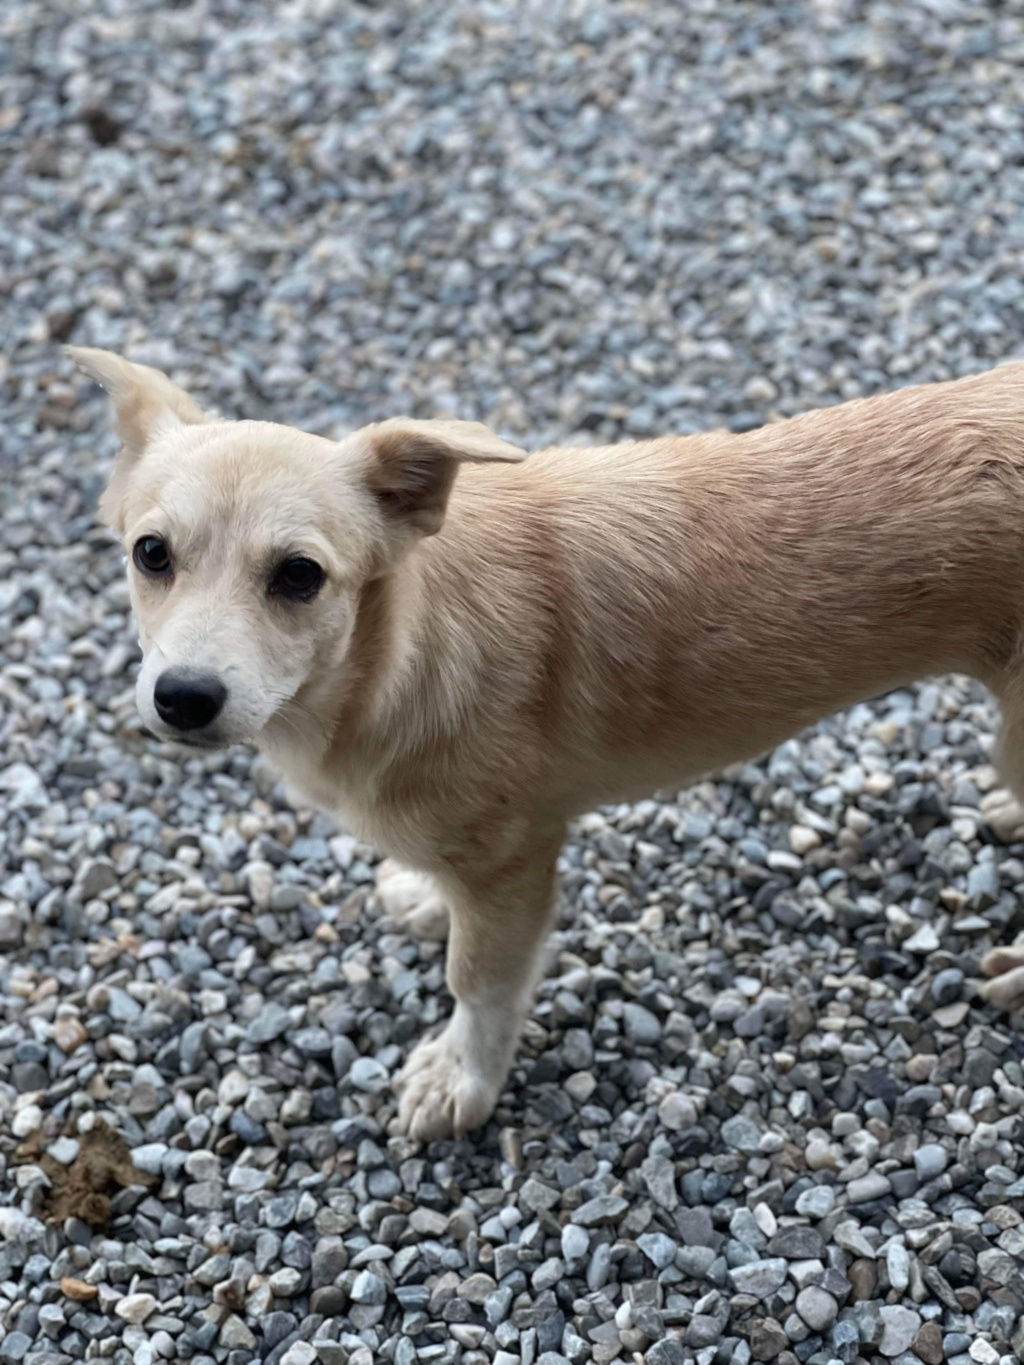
[789,824,821,854]
[114,1293,157,1325]
[12,1105,42,1138]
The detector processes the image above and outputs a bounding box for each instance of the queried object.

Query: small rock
[562,1225,589,1262]
[640,1154,678,1211]
[886,1242,910,1294]
[220,1316,257,1350]
[832,1318,859,1363]
[794,1286,837,1332]
[967,861,1000,909]
[912,1320,944,1365]
[647,1341,688,1365]
[846,1258,878,1300]
[930,967,964,1006]
[350,1270,387,1305]
[968,1341,999,1365]
[347,1057,390,1093]
[0,1334,30,1363]
[685,1315,722,1348]
[75,857,118,900]
[767,1227,825,1260]
[572,1195,628,1227]
[721,1114,762,1153]
[750,1319,789,1362]
[805,1139,836,1171]
[789,825,821,854]
[878,1305,922,1357]
[269,1267,303,1296]
[659,1092,698,1130]
[245,1002,293,1045]
[637,1232,677,1270]
[280,1345,317,1365]
[913,1144,948,1180]
[114,1292,157,1325]
[845,1171,891,1203]
[834,1223,877,1260]
[520,1179,560,1214]
[53,1016,88,1053]
[904,923,940,953]
[623,1002,662,1045]
[61,1278,98,1302]
[729,1258,788,1299]
[676,1245,716,1278]
[46,1137,79,1164]
[794,1185,835,1218]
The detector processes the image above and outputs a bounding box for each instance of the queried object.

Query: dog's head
[70,347,526,752]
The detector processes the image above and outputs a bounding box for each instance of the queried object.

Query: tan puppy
[70,347,1024,1140]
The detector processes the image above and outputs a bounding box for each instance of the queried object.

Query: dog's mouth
[139,724,228,752]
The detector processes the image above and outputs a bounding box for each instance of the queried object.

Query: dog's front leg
[393,830,562,1141]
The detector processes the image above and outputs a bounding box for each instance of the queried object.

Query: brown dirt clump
[15,1120,156,1229]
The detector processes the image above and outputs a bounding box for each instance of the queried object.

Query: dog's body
[72,348,1024,1139]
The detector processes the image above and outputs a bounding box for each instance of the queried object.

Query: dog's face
[113,417,377,751]
[70,348,526,752]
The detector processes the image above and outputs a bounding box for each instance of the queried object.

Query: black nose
[153,669,228,732]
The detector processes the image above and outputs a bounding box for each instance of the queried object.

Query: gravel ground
[3,2,1024,1364]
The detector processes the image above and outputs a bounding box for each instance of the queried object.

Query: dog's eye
[133,536,172,577]
[270,556,325,601]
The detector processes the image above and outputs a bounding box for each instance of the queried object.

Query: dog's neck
[260,540,479,827]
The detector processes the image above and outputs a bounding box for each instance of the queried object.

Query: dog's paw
[981,789,1024,844]
[375,859,450,940]
[979,943,1024,1010]
[394,1028,500,1141]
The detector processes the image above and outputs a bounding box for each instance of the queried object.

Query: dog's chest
[266,743,440,869]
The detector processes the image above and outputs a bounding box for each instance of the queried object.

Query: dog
[70,345,1024,1140]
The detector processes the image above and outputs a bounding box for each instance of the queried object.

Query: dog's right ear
[68,347,214,529]
[68,346,211,453]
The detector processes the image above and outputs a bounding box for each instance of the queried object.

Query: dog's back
[422,363,1024,809]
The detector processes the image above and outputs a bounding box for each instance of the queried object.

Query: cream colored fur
[71,346,1024,1139]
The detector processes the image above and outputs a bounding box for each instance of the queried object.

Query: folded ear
[364,417,528,536]
[68,347,214,531]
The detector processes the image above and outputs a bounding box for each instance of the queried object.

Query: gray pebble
[245,1003,292,1045]
[728,1258,788,1299]
[845,1172,892,1203]
[350,1270,387,1305]
[879,1305,922,1357]
[572,1195,628,1227]
[623,1002,662,1045]
[913,1144,948,1180]
[794,1186,836,1218]
[795,1286,838,1331]
[720,1115,762,1154]
[347,1057,390,1093]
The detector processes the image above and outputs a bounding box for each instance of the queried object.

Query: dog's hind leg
[980,673,1024,840]
[979,679,1024,1008]
[375,860,450,940]
[394,826,562,1141]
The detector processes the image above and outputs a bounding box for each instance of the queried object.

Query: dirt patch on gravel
[15,1121,156,1228]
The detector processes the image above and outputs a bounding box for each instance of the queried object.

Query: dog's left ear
[363,418,528,536]
[68,346,215,530]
